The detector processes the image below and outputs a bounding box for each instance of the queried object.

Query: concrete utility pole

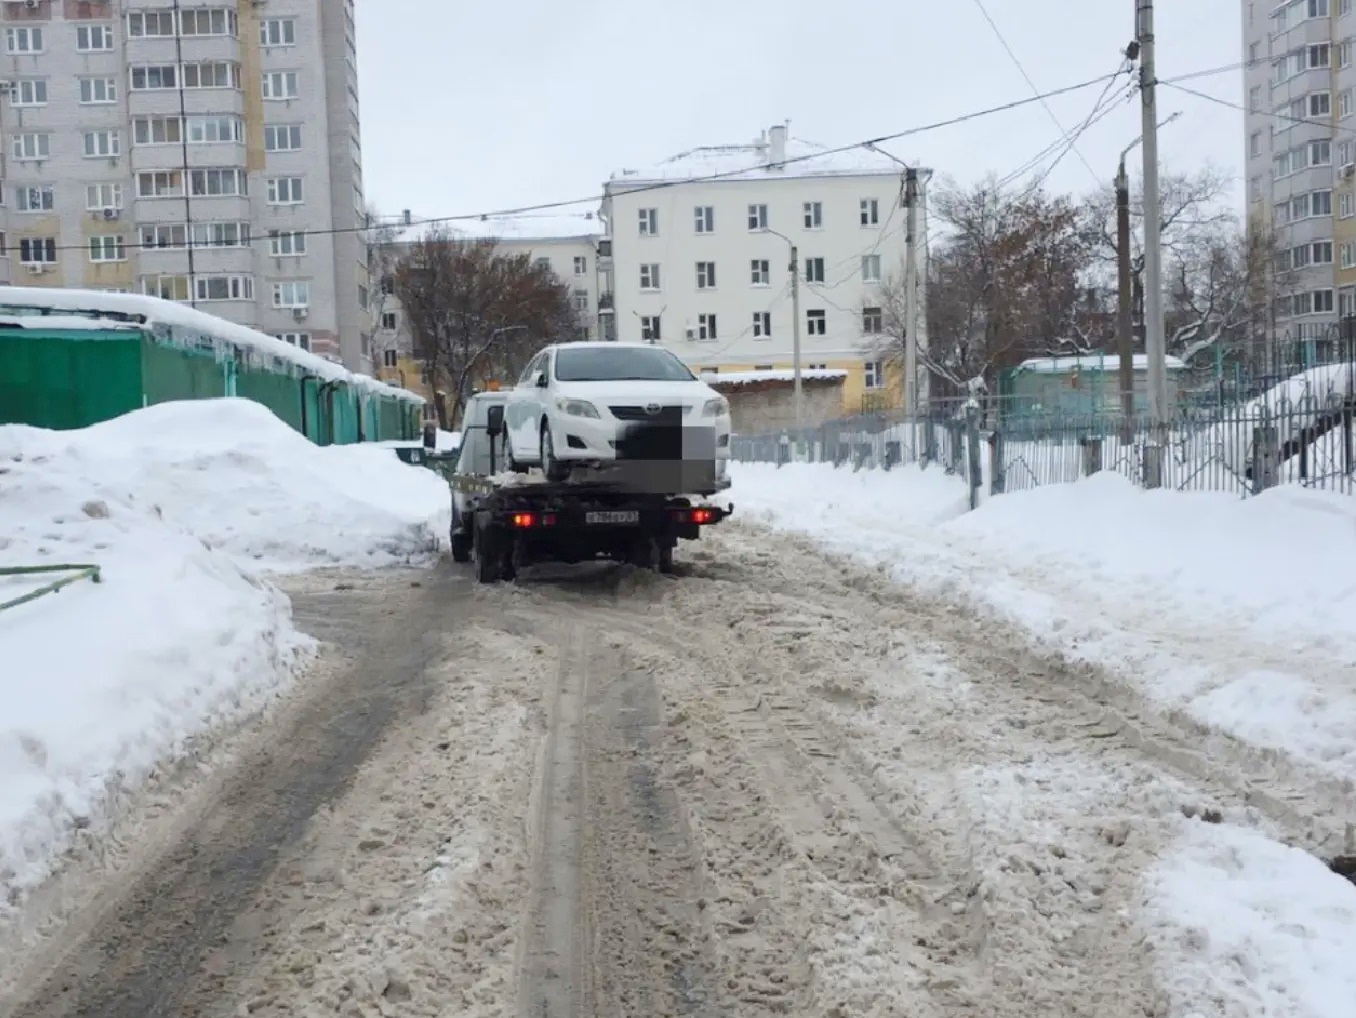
[1136,0,1168,422]
[790,244,803,431]
[902,168,920,415]
[1115,155,1134,438]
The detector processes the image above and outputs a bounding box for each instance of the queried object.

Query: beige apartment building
[0,0,368,368]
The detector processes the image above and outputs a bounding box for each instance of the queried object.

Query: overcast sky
[355,0,1243,224]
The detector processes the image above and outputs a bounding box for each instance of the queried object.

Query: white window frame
[804,257,825,284]
[752,311,771,338]
[864,361,883,389]
[639,262,660,290]
[268,229,307,256]
[806,309,827,335]
[183,61,241,89]
[178,8,239,37]
[12,133,50,161]
[88,235,127,263]
[695,260,716,290]
[5,26,44,54]
[1341,192,1354,218]
[76,23,115,51]
[85,183,123,211]
[266,176,304,204]
[126,10,176,37]
[272,281,311,309]
[861,254,882,283]
[751,258,770,286]
[9,79,47,107]
[129,64,179,90]
[264,124,302,152]
[190,167,247,196]
[79,77,118,104]
[136,170,185,198]
[862,306,883,334]
[17,185,54,212]
[803,201,822,229]
[83,129,122,159]
[638,208,658,236]
[19,237,57,265]
[860,198,879,226]
[276,332,311,350]
[133,116,183,145]
[693,205,714,234]
[573,255,587,276]
[697,313,717,341]
[747,203,768,231]
[186,116,244,144]
[139,275,191,301]
[639,315,660,341]
[260,17,297,46]
[262,70,299,100]
[196,274,254,302]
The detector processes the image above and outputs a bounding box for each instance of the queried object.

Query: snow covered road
[2,521,1353,1018]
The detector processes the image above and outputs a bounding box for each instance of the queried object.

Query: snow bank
[1143,820,1356,1018]
[728,463,1356,782]
[5,399,452,573]
[0,438,313,906]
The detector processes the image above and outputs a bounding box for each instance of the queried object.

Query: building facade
[372,212,604,396]
[599,123,926,414]
[0,0,368,368]
[1244,0,1356,346]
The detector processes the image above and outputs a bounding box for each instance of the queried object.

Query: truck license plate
[585,510,639,525]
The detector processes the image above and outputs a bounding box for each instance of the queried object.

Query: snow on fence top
[701,368,848,386]
[610,131,919,185]
[1016,353,1187,374]
[0,285,423,404]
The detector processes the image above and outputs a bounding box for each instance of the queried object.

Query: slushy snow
[728,459,1356,1018]
[0,399,453,910]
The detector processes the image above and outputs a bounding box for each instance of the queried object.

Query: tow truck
[448,392,734,583]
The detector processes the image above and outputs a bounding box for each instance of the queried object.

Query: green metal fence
[0,326,422,445]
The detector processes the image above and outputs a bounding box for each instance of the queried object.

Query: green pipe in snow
[0,564,103,613]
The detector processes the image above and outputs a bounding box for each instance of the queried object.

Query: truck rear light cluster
[510,512,557,528]
[670,507,717,525]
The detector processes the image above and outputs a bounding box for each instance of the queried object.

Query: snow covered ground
[0,399,452,913]
[728,460,1356,1018]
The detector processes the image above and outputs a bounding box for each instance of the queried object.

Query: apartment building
[1244,0,1356,346]
[0,0,368,368]
[372,212,604,394]
[599,123,925,413]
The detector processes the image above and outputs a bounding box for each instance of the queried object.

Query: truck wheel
[657,543,675,574]
[473,522,501,583]
[450,528,471,563]
[627,537,659,570]
[541,424,570,483]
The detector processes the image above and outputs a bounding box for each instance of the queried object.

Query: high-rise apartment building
[1244,0,1356,346]
[0,0,368,368]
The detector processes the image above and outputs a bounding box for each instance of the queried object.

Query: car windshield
[553,346,696,382]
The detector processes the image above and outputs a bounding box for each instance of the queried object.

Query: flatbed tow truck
[447,395,734,583]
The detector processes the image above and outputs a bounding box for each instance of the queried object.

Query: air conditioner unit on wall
[102,206,119,220]
[1342,163,1355,179]
[26,262,44,274]
[24,0,40,10]
[292,306,308,321]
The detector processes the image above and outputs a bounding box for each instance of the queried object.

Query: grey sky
[355,0,1243,224]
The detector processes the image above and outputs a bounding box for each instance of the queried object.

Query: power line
[1162,79,1356,139]
[968,0,1100,182]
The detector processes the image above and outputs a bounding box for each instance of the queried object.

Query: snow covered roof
[610,128,916,185]
[0,286,424,403]
[0,312,140,331]
[449,212,602,243]
[702,368,849,386]
[1016,353,1187,374]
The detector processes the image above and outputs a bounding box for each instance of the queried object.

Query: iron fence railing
[732,381,1356,510]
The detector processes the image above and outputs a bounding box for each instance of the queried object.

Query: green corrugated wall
[1,327,423,444]
[0,329,143,429]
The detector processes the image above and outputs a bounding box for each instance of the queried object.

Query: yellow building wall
[689,358,905,417]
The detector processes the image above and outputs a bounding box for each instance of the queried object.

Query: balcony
[597,292,614,313]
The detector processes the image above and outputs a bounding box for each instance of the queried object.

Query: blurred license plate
[586,511,639,524]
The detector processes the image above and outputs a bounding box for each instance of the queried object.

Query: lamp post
[763,227,802,430]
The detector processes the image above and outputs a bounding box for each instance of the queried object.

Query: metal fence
[731,375,1356,510]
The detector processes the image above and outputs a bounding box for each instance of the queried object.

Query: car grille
[609,404,686,421]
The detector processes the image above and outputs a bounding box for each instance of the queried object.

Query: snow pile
[0,438,313,907]
[6,400,452,573]
[728,464,1356,782]
[1143,819,1356,1018]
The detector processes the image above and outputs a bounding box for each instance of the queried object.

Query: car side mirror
[534,371,549,388]
[486,404,504,436]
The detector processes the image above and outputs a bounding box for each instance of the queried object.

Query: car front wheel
[541,422,570,483]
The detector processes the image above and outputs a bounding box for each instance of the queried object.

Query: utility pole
[1137,0,1168,423]
[902,168,920,415]
[790,244,803,430]
[1116,155,1135,440]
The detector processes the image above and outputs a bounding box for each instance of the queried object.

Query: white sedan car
[502,341,732,486]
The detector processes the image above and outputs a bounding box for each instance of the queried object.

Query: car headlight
[555,397,599,418]
[702,397,729,417]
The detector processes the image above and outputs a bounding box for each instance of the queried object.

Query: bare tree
[868,178,1092,397]
[393,227,579,426]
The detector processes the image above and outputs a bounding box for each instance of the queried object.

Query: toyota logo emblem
[644,403,662,415]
